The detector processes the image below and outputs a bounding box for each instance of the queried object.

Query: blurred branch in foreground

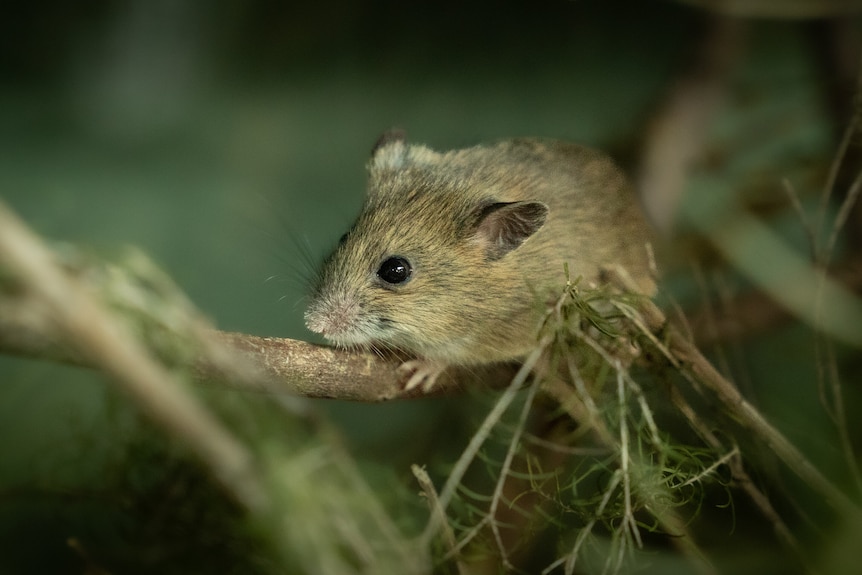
[0,199,428,574]
[0,200,263,510]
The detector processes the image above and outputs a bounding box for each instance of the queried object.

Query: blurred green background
[0,0,857,573]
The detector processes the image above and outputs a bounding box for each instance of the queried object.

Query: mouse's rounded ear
[370,129,409,170]
[369,129,441,172]
[472,201,549,261]
[371,129,407,155]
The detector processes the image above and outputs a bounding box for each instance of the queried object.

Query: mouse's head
[304,132,547,362]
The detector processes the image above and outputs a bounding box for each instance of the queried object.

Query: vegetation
[1,1,861,573]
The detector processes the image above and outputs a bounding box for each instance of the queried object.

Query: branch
[609,266,859,514]
[208,331,516,401]
[0,198,432,573]
[0,309,516,402]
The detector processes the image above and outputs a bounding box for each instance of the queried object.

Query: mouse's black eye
[377,256,412,285]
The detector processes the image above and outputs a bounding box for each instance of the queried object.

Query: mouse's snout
[304,292,362,342]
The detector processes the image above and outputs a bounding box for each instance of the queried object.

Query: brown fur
[305,136,655,367]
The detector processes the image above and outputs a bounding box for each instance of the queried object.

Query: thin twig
[561,470,623,575]
[679,447,740,488]
[420,338,550,547]
[824,168,862,264]
[616,363,643,554]
[412,465,465,575]
[782,178,819,262]
[816,163,862,496]
[487,376,541,570]
[817,106,860,242]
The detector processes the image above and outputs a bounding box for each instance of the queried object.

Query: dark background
[1,1,858,573]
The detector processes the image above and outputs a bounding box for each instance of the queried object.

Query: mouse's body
[304,134,655,389]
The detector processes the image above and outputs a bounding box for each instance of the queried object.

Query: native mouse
[304,131,656,390]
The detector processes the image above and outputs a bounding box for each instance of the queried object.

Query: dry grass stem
[817,104,860,237]
[609,266,858,513]
[420,338,550,547]
[487,376,541,569]
[412,465,465,575]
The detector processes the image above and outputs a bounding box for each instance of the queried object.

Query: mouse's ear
[472,201,548,261]
[369,130,441,173]
[371,129,407,155]
[370,129,409,170]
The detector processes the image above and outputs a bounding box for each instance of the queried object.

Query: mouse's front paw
[397,359,446,392]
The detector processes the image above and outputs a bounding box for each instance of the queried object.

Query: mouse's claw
[397,359,446,392]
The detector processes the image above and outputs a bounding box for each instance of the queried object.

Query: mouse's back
[468,139,656,297]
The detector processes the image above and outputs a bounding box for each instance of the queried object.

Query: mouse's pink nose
[304,297,359,339]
